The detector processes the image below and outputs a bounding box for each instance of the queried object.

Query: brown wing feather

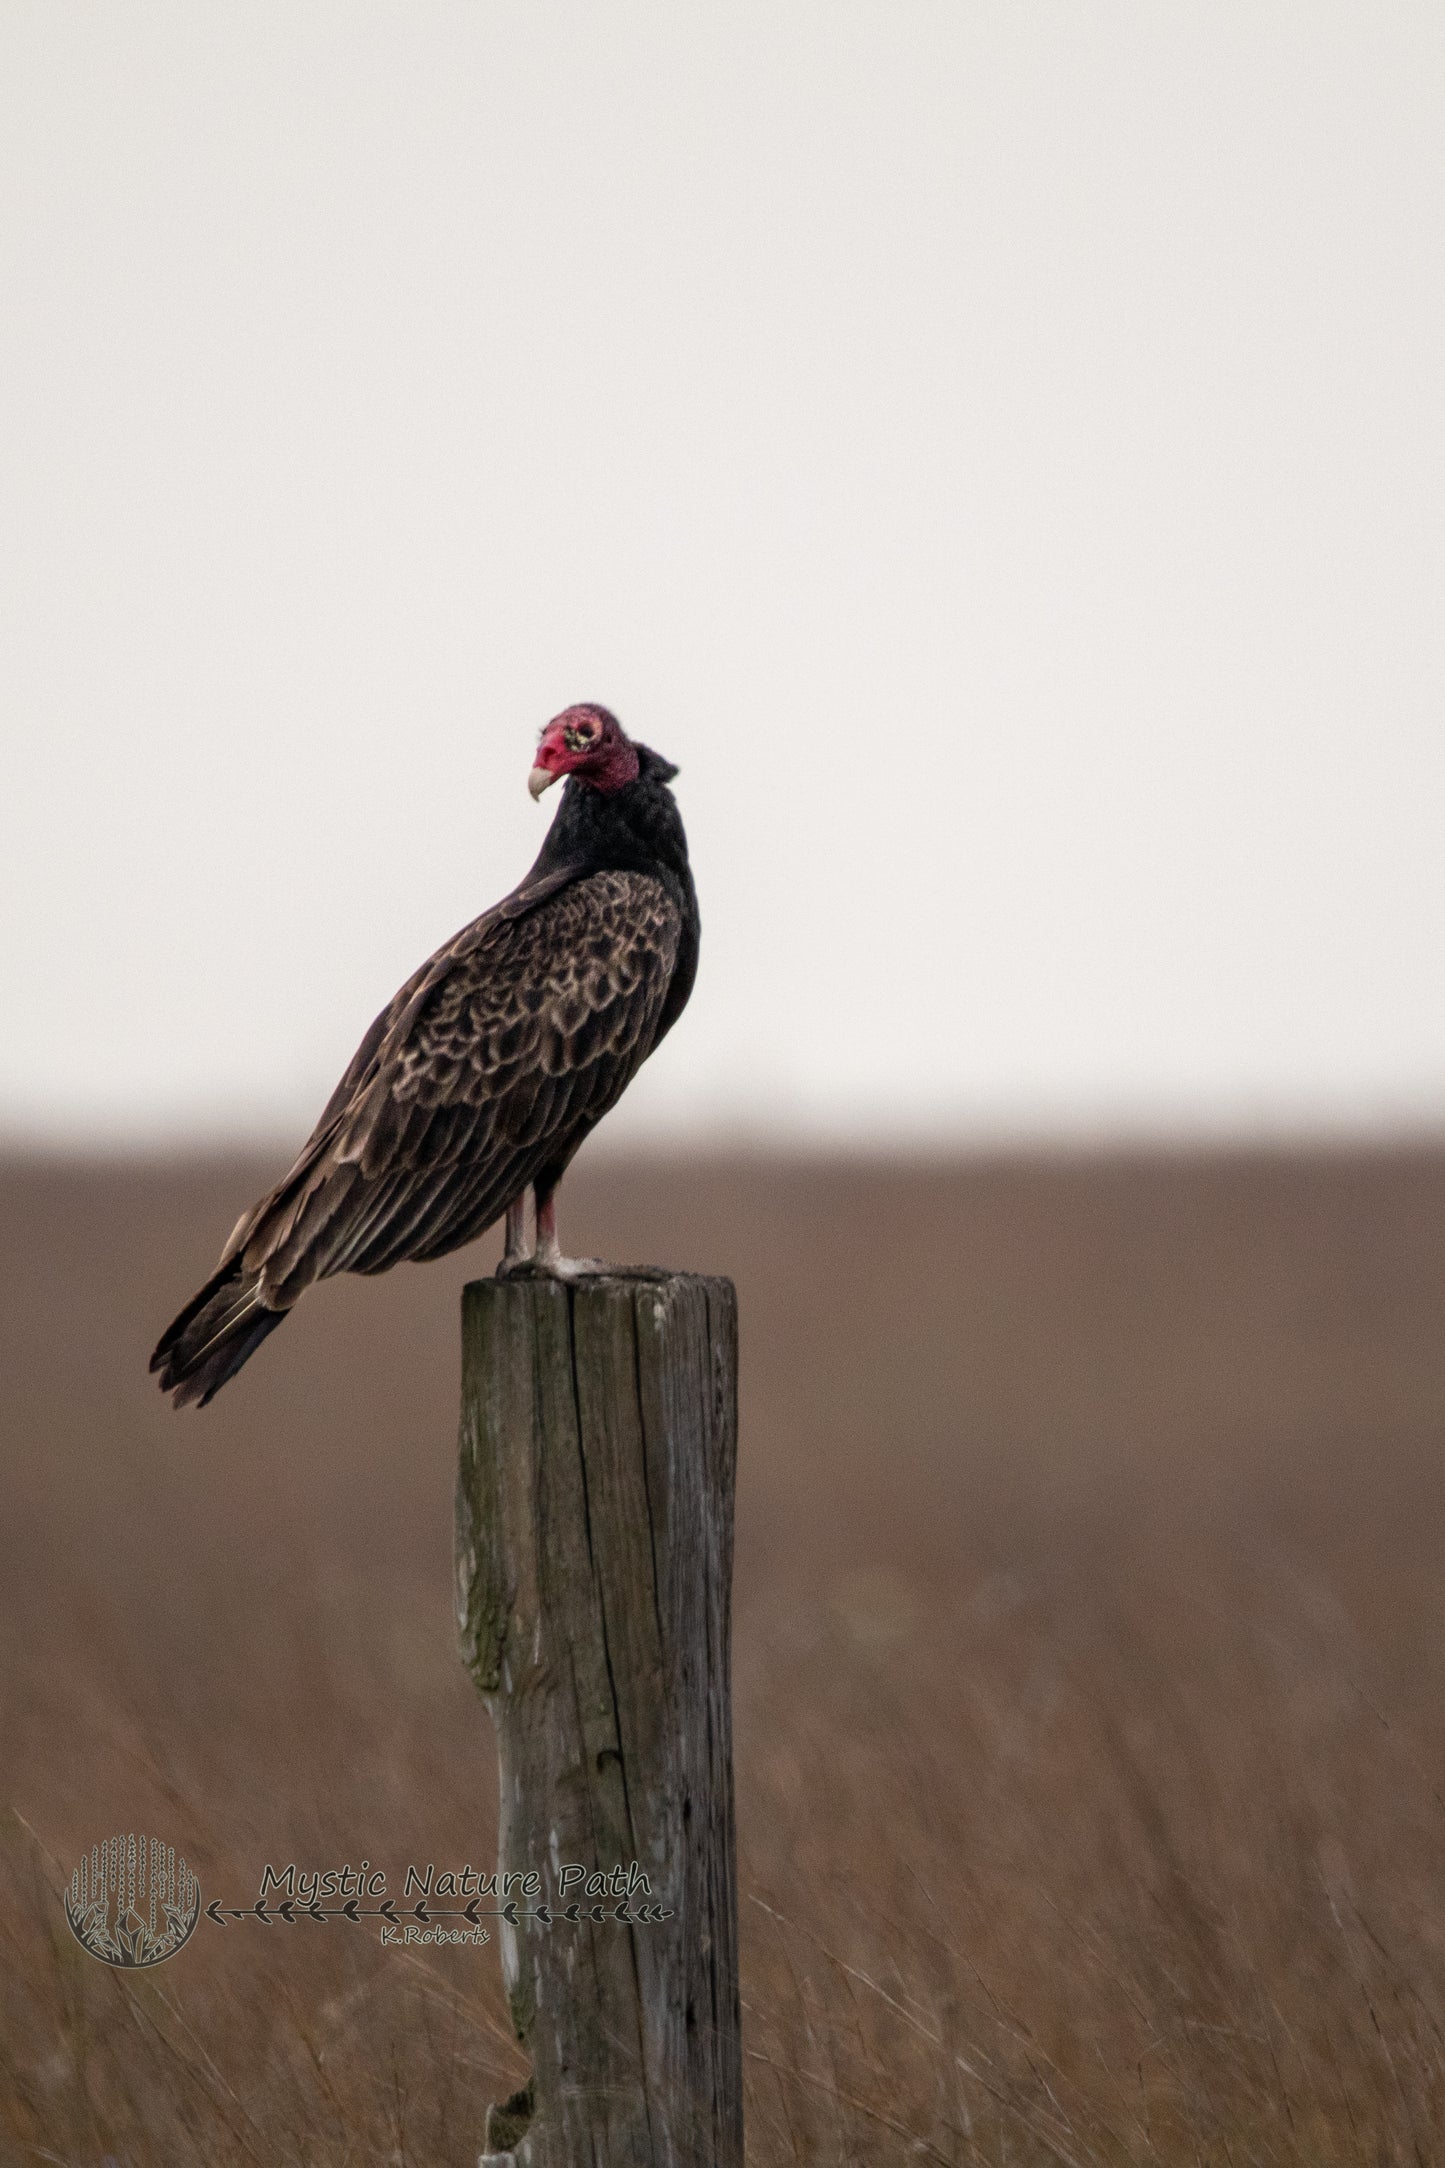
[216,854,591,1270]
[229,869,681,1303]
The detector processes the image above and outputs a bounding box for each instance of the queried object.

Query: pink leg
[495,1192,532,1276]
[531,1182,607,1280]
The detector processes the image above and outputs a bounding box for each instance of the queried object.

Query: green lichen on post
[454,1414,508,1694]
[485,2081,534,2152]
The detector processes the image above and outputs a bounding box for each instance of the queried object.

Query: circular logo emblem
[65,1835,201,1968]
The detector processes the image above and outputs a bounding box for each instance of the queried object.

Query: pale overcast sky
[3,3,1442,1146]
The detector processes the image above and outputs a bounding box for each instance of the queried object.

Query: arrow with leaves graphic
[205,1895,674,1929]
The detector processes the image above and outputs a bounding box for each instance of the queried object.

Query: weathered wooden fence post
[455,1271,741,2168]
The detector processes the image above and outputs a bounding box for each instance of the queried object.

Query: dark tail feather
[150,1259,289,1409]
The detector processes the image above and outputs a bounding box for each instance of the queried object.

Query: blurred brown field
[3,1143,1445,2166]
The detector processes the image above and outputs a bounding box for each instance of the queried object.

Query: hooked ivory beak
[528,763,559,801]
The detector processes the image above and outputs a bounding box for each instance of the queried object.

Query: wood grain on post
[455,1271,741,2168]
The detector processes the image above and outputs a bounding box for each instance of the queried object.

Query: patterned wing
[226,870,681,1302]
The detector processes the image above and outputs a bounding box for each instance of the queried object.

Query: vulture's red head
[529,704,641,800]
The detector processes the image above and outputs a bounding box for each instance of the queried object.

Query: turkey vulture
[151,704,698,1407]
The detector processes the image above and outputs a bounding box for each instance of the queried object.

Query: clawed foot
[539,1249,610,1282]
[495,1251,611,1283]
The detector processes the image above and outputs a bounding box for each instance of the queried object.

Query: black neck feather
[537,743,692,888]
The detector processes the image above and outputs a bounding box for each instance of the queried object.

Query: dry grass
[4,1143,1445,2164]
